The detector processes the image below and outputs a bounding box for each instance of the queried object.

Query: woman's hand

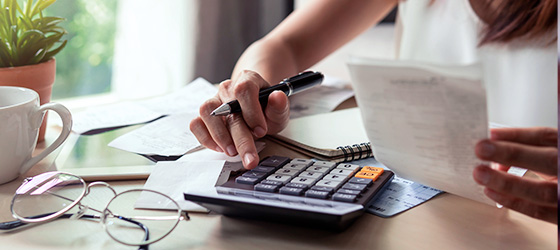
[473,127,558,224]
[189,70,290,169]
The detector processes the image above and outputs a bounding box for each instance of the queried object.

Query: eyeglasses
[1,171,189,249]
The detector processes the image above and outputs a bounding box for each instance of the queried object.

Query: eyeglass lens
[12,172,86,223]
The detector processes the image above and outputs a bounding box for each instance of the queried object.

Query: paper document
[71,102,163,134]
[108,112,201,156]
[137,142,266,212]
[348,58,493,205]
[136,160,225,212]
[289,75,354,119]
[72,78,217,134]
[177,141,266,185]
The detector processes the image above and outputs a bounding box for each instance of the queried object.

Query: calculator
[184,155,394,230]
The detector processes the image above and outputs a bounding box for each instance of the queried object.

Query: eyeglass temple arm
[112,215,150,250]
[0,213,99,231]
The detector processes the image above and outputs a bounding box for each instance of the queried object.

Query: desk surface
[0,129,557,250]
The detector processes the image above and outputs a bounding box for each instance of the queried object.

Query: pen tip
[210,111,216,116]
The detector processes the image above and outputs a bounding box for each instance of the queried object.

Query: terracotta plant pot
[0,59,56,142]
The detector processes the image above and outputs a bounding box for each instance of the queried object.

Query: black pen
[210,71,324,116]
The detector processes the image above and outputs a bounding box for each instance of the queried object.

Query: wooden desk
[0,131,556,250]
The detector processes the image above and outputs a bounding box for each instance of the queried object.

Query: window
[46,0,197,104]
[46,0,117,100]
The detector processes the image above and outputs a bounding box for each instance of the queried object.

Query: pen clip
[282,71,317,83]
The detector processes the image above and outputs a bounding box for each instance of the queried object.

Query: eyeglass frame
[7,171,189,247]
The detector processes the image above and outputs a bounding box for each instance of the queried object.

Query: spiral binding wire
[336,142,373,162]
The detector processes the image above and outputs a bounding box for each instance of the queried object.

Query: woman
[190,0,557,224]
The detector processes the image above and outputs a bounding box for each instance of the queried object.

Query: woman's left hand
[473,127,558,224]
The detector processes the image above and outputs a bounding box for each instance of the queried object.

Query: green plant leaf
[38,0,57,12]
[17,29,44,48]
[24,0,33,16]
[41,39,65,62]
[0,0,66,67]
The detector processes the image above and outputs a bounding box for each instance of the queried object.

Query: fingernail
[226,145,237,156]
[478,141,495,158]
[253,126,266,138]
[244,153,256,167]
[474,166,490,185]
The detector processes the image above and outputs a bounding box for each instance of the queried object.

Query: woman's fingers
[229,70,270,138]
[490,127,558,147]
[190,70,284,169]
[265,90,290,134]
[189,116,221,153]
[473,165,557,207]
[475,139,558,176]
[226,113,259,169]
[197,96,237,156]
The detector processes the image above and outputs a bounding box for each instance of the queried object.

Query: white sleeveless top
[396,0,557,127]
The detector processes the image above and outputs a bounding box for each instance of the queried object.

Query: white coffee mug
[0,86,72,184]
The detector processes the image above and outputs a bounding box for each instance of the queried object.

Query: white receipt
[136,141,266,212]
[136,160,225,212]
[71,78,217,134]
[108,112,201,156]
[137,78,218,115]
[349,58,494,206]
[177,141,267,186]
[71,102,162,134]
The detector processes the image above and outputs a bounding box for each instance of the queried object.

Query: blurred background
[47,0,396,102]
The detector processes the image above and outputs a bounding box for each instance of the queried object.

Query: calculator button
[348,177,373,186]
[305,190,330,199]
[275,168,300,176]
[252,166,276,174]
[290,158,313,167]
[260,156,290,168]
[312,161,337,169]
[285,183,309,190]
[266,174,292,184]
[341,183,368,192]
[323,174,347,182]
[307,166,330,174]
[283,163,307,171]
[314,180,341,190]
[336,189,361,196]
[332,193,357,203]
[298,171,323,179]
[290,177,317,186]
[279,187,305,196]
[361,166,384,174]
[260,180,283,186]
[336,163,360,171]
[235,176,260,185]
[254,184,280,193]
[354,171,380,181]
[241,171,267,179]
[310,186,334,194]
[329,168,355,177]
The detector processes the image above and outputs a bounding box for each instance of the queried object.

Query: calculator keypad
[234,156,385,203]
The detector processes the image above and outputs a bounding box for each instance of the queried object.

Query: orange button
[355,171,380,181]
[361,166,384,174]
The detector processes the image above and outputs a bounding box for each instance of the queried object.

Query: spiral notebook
[269,108,372,162]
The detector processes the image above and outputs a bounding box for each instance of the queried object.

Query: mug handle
[20,103,73,174]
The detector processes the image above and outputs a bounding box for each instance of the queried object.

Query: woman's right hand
[189,70,291,169]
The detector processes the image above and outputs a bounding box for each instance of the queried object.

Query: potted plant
[0,0,67,142]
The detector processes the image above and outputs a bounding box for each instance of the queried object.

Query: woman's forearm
[232,37,301,85]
